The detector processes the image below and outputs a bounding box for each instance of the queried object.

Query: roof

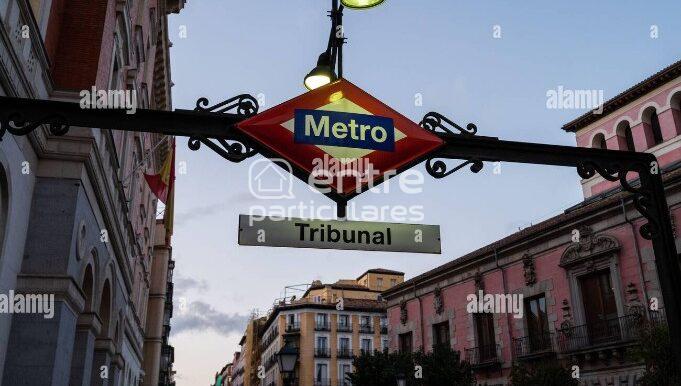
[382,163,681,299]
[562,58,681,132]
[356,268,405,280]
[260,298,387,335]
[301,281,380,299]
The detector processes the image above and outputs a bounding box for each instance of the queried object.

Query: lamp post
[305,0,386,89]
[396,373,406,386]
[277,340,299,386]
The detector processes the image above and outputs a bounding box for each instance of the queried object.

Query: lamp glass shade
[341,0,385,9]
[277,342,299,374]
[304,72,333,90]
[304,52,337,90]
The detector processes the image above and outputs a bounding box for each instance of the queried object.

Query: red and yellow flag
[144,140,175,204]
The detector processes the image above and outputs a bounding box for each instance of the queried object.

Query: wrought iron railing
[313,379,331,386]
[315,322,331,331]
[359,324,374,333]
[464,344,499,366]
[315,347,331,358]
[513,332,555,357]
[556,314,643,353]
[337,348,353,358]
[337,323,352,332]
[285,321,301,333]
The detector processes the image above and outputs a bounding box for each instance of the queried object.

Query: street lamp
[304,52,337,90]
[277,340,299,386]
[341,0,385,9]
[396,373,406,386]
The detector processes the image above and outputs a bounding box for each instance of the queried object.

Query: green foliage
[633,323,681,386]
[509,361,578,386]
[346,346,474,386]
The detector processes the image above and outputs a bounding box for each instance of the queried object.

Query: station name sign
[238,215,441,254]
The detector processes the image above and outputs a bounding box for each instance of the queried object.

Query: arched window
[643,107,663,145]
[82,264,94,312]
[591,133,606,149]
[98,281,112,337]
[616,121,635,151]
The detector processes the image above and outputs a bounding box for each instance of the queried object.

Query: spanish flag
[144,139,175,234]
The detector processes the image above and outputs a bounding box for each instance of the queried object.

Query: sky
[164,1,681,384]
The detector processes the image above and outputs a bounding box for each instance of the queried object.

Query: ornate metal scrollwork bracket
[577,160,659,240]
[0,112,69,140]
[187,94,260,163]
[420,112,483,178]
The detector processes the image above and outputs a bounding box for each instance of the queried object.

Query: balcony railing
[315,322,331,331]
[513,332,555,358]
[337,323,352,333]
[359,324,374,334]
[557,314,643,353]
[360,348,374,356]
[313,379,331,386]
[315,347,331,358]
[285,322,301,333]
[464,344,500,367]
[337,348,353,358]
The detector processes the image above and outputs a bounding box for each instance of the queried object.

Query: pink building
[383,60,681,385]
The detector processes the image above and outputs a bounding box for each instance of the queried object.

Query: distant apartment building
[257,269,404,386]
[0,0,185,385]
[212,362,233,386]
[382,60,681,385]
[233,317,266,386]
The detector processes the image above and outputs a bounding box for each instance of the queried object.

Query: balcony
[337,348,353,358]
[285,322,301,334]
[464,344,500,368]
[315,347,331,358]
[556,314,643,353]
[313,379,331,386]
[315,322,331,332]
[513,332,555,359]
[337,323,352,333]
[359,324,374,334]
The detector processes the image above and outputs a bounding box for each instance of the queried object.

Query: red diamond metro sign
[236,79,443,199]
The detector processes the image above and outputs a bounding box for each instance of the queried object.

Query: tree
[509,361,578,386]
[633,323,681,385]
[347,346,474,386]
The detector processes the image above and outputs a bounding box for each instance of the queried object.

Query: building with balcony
[382,60,681,385]
[0,0,185,385]
[257,269,403,386]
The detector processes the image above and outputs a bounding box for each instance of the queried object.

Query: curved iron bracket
[421,112,484,178]
[0,112,69,140]
[187,94,260,163]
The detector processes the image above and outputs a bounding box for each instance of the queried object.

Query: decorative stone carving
[625,282,645,317]
[474,272,484,292]
[522,254,536,286]
[560,226,620,268]
[433,286,444,315]
[400,300,408,325]
[560,299,574,331]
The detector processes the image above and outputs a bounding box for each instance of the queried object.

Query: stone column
[69,313,102,386]
[658,108,681,140]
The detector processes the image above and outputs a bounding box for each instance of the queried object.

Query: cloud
[174,274,209,295]
[172,300,250,337]
[174,203,228,226]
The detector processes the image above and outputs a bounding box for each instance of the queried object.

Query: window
[474,313,496,361]
[316,363,328,383]
[399,332,412,353]
[317,336,328,349]
[524,295,550,351]
[339,337,349,350]
[617,121,635,151]
[651,110,663,145]
[377,277,383,288]
[338,314,350,329]
[340,364,352,386]
[316,313,328,327]
[591,133,606,149]
[382,339,389,352]
[580,269,618,344]
[432,321,450,348]
[361,338,372,354]
[360,315,371,327]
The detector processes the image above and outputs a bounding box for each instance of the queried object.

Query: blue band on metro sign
[294,109,395,151]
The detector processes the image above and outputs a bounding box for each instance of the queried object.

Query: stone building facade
[382,60,681,385]
[0,0,184,385]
